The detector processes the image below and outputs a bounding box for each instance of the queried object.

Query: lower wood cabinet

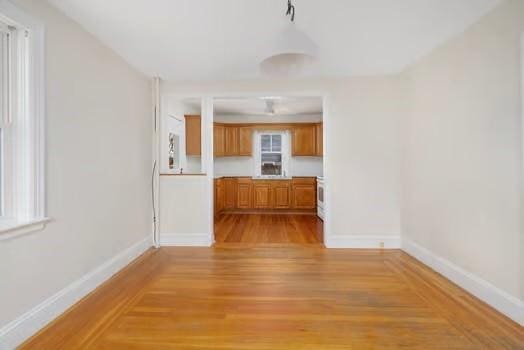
[237,179,252,209]
[214,177,316,214]
[291,178,317,209]
[224,178,237,209]
[214,178,226,215]
[272,181,291,209]
[253,182,272,209]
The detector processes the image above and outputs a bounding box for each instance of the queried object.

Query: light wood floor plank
[20,216,523,349]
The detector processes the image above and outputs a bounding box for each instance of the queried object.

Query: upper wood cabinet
[214,122,322,158]
[225,126,239,156]
[292,125,317,156]
[315,123,323,156]
[214,124,225,157]
[238,127,253,156]
[185,115,201,156]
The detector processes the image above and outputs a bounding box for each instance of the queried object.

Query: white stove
[317,176,325,220]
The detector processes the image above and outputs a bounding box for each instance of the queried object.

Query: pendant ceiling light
[259,0,317,77]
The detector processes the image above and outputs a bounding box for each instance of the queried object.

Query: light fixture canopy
[259,1,317,77]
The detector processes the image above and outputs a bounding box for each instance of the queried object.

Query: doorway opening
[212,96,325,245]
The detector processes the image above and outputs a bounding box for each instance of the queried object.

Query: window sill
[0,217,51,241]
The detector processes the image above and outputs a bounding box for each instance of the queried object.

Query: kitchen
[211,97,324,244]
[160,95,325,245]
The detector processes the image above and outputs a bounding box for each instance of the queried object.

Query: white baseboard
[402,238,524,326]
[325,235,401,249]
[160,233,213,247]
[0,236,152,349]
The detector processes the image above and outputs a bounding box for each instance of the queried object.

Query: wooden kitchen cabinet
[214,177,317,214]
[253,182,272,209]
[224,178,237,209]
[238,127,253,156]
[292,178,316,209]
[185,115,201,156]
[225,126,239,156]
[214,124,225,157]
[292,124,316,156]
[237,178,252,209]
[315,123,323,156]
[214,178,225,215]
[272,181,291,209]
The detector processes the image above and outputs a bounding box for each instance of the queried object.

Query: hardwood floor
[214,214,323,244]
[21,246,523,349]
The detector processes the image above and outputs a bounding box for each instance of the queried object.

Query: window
[0,3,46,238]
[255,131,289,177]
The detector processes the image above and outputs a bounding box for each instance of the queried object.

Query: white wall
[214,157,324,178]
[160,77,404,246]
[214,113,323,178]
[401,0,524,307]
[214,114,322,124]
[161,97,202,174]
[0,0,151,338]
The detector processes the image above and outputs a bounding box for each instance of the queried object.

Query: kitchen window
[0,3,47,239]
[254,131,290,177]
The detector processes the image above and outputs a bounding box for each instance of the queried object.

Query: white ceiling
[212,97,322,116]
[48,0,502,81]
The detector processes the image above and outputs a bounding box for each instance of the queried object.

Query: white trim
[0,216,49,240]
[325,235,401,249]
[402,238,524,326]
[160,233,213,247]
[0,236,152,349]
[152,77,160,248]
[0,0,46,222]
[202,97,215,245]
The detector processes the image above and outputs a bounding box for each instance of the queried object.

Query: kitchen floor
[214,214,323,245]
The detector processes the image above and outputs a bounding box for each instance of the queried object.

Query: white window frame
[254,130,290,178]
[0,0,47,240]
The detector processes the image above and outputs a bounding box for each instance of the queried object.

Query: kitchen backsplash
[214,156,323,177]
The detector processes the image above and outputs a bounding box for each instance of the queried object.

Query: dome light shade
[260,25,317,77]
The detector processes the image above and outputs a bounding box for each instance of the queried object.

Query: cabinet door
[185,115,201,156]
[316,123,323,156]
[225,126,239,156]
[272,181,291,209]
[292,125,316,156]
[238,127,253,156]
[253,183,272,209]
[214,125,225,157]
[215,179,225,215]
[237,180,252,209]
[224,178,237,209]
[292,184,316,209]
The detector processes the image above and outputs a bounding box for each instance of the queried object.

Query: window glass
[259,133,286,176]
[261,134,271,152]
[261,153,282,175]
[271,134,281,152]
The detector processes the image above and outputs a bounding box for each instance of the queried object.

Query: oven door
[317,181,325,211]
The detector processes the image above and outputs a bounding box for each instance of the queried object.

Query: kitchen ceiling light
[259,0,317,77]
[265,100,276,115]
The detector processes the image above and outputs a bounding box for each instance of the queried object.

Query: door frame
[210,91,331,245]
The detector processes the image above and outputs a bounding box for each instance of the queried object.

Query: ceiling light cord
[286,0,295,22]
